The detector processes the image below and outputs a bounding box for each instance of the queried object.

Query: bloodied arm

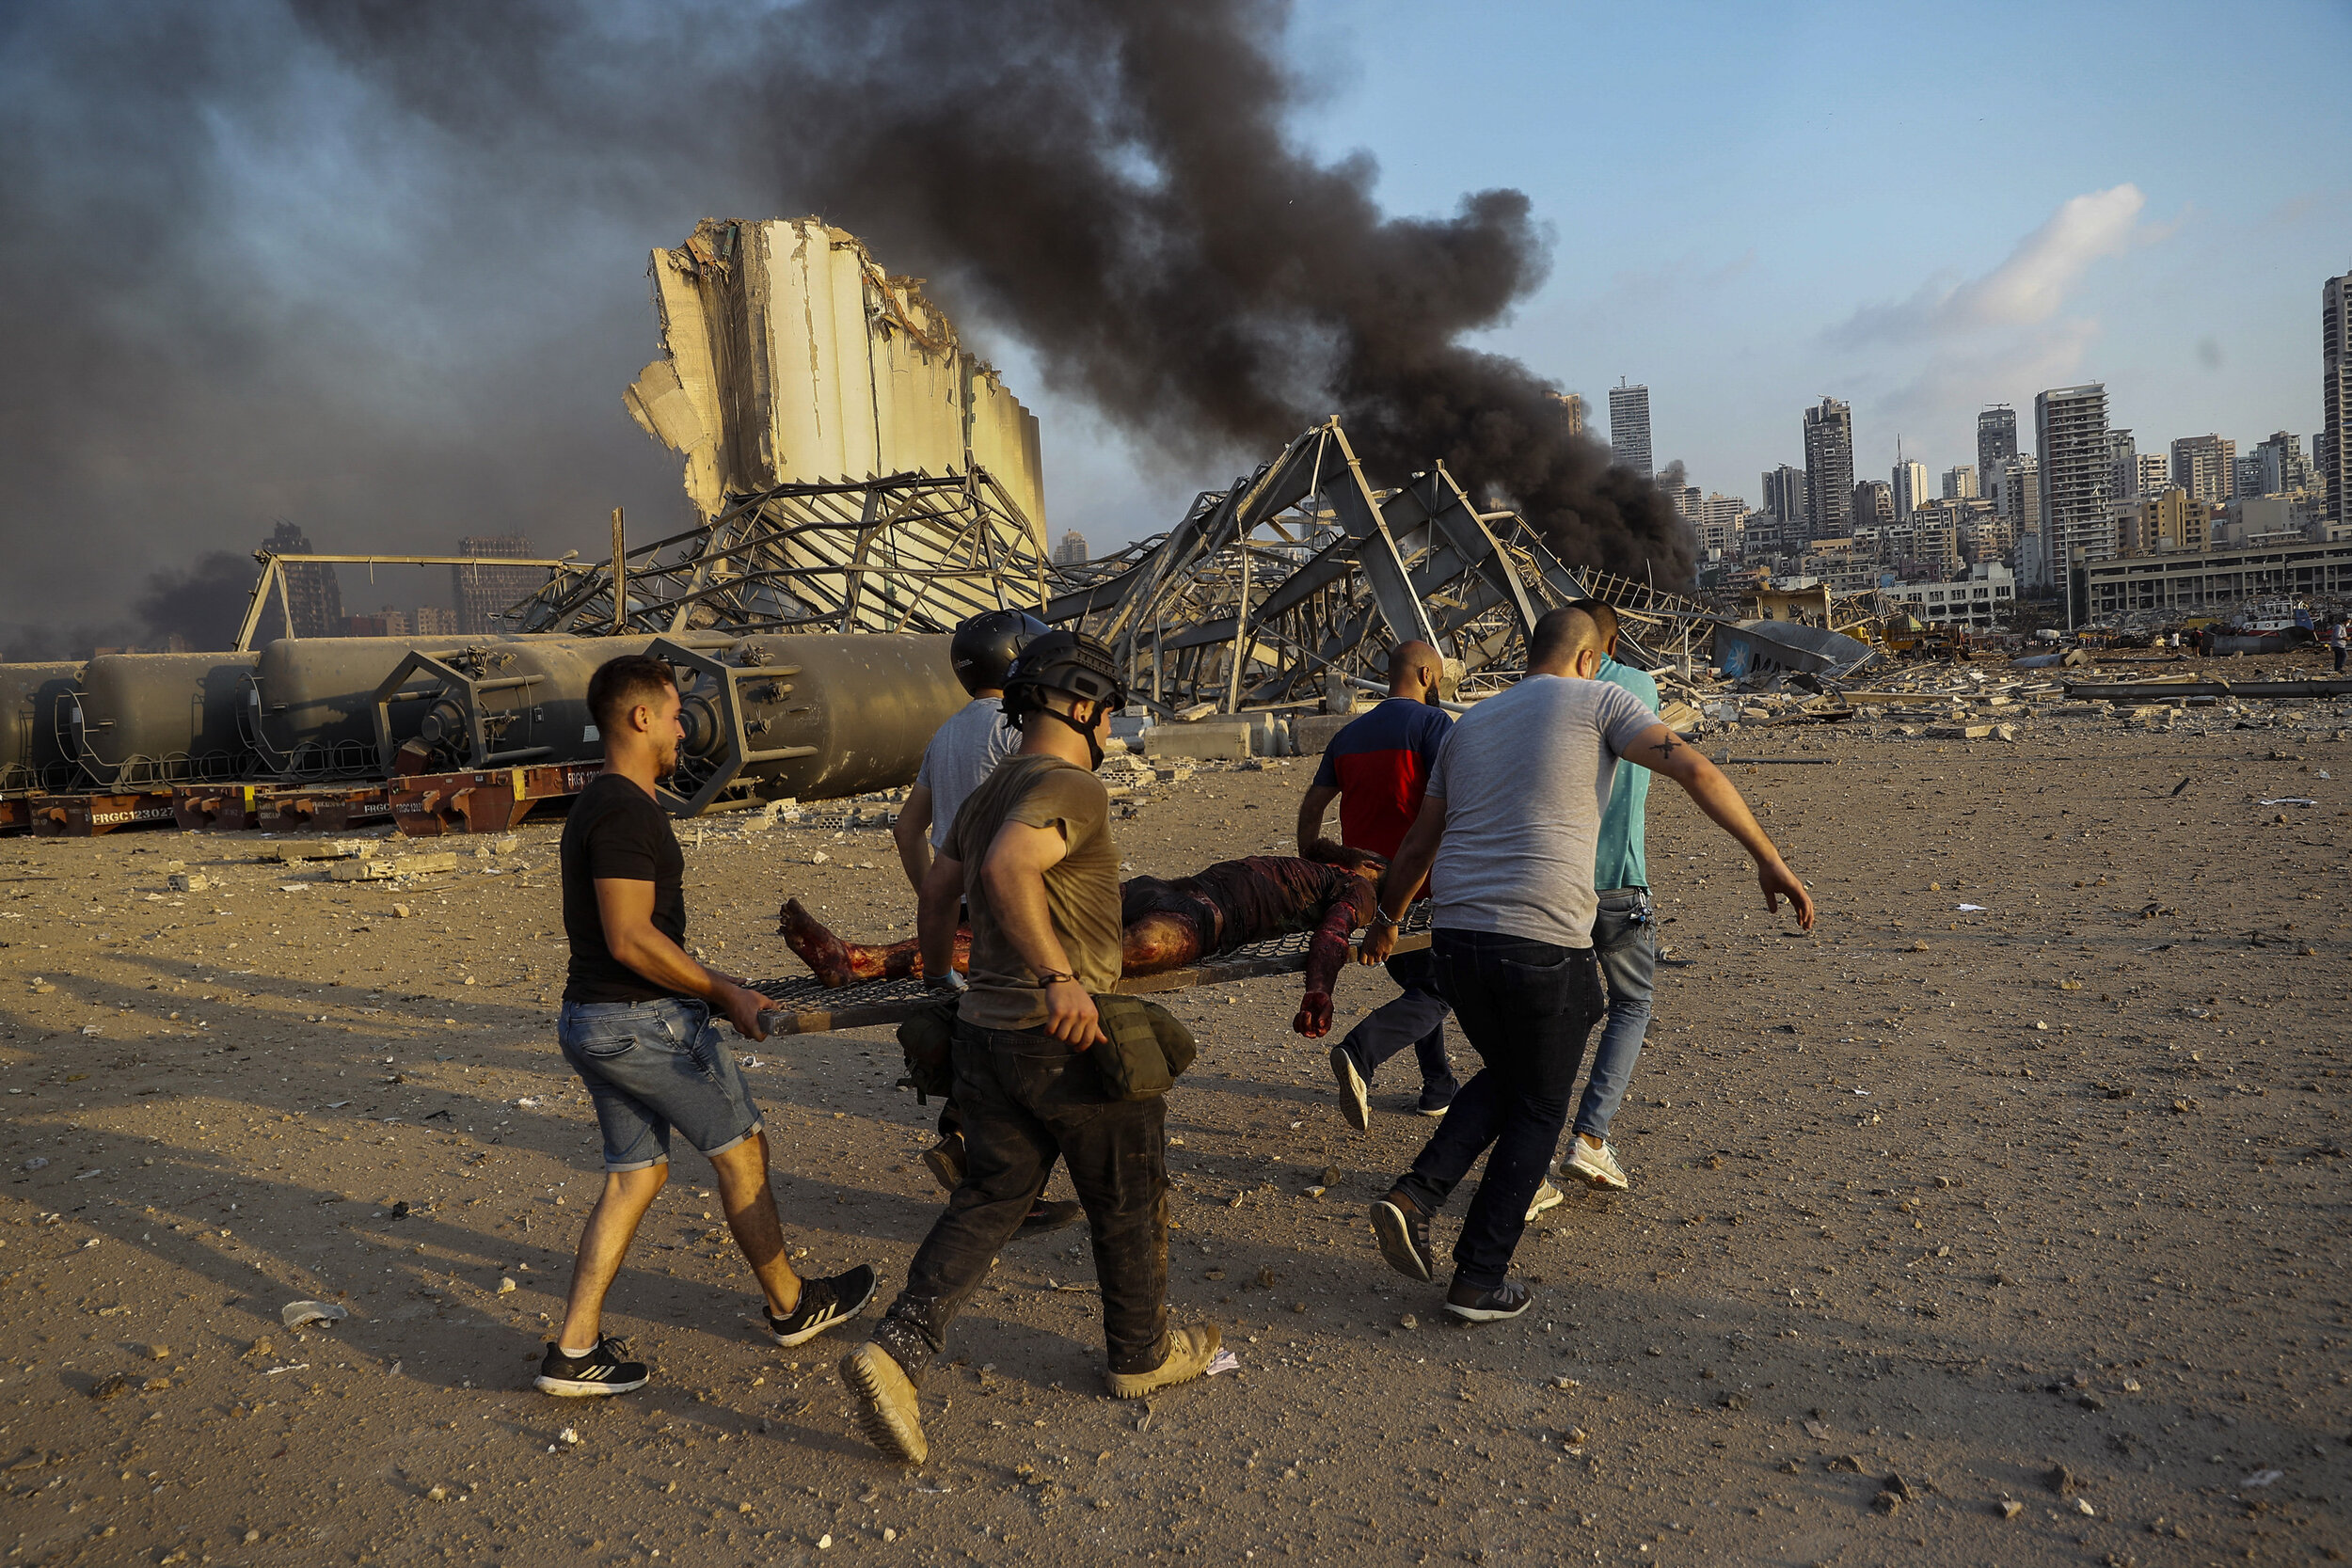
[1292,879,1375,1038]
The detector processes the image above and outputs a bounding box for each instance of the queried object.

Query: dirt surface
[5,679,2351,1567]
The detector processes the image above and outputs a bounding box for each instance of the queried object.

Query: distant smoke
[135,552,256,650]
[0,1,1691,656]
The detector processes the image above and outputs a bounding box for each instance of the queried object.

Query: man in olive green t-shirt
[838,632,1221,1466]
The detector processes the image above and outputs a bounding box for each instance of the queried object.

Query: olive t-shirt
[946,753,1122,1031]
[560,772,689,1004]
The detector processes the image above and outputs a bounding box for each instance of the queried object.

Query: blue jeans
[1573,890,1657,1142]
[557,996,764,1171]
[1338,948,1455,1090]
[1395,929,1606,1290]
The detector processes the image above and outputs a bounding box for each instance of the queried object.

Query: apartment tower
[1608,381,1654,479]
[1978,405,2019,480]
[2035,384,2113,619]
[2325,265,2352,523]
[1803,396,1854,538]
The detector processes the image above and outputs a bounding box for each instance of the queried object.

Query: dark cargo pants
[872,1019,1170,1381]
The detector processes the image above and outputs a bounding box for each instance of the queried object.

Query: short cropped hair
[587,654,677,735]
[1528,606,1603,669]
[1566,597,1620,649]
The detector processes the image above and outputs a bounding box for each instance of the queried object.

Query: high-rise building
[453,534,542,635]
[1941,465,1979,500]
[412,607,458,635]
[1761,464,1808,525]
[1053,529,1089,565]
[2115,487,2212,556]
[1803,397,1854,538]
[346,607,412,638]
[2169,434,2237,505]
[2326,266,2352,524]
[2036,383,2114,615]
[261,520,343,638]
[1978,405,2019,480]
[2251,431,2316,499]
[1993,453,2040,580]
[2106,429,2139,499]
[2134,452,2169,497]
[1608,381,1653,479]
[1892,455,1931,522]
[1551,390,1587,439]
[1852,479,1894,531]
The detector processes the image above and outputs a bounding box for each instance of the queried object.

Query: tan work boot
[839,1340,928,1465]
[1105,1323,1223,1401]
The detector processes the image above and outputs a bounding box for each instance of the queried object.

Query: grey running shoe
[1330,1045,1372,1134]
[1524,1180,1565,1222]
[1443,1275,1534,1323]
[1371,1192,1436,1282]
[1564,1138,1629,1191]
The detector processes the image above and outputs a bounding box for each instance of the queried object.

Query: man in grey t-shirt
[894,697,1018,891]
[1359,606,1814,1324]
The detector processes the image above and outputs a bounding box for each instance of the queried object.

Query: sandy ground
[4,671,2350,1568]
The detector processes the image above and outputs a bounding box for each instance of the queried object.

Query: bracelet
[1368,909,1401,930]
[1033,970,1077,988]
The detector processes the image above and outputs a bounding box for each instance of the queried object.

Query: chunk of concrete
[1291,712,1356,759]
[1141,721,1252,761]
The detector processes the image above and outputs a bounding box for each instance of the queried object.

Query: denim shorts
[557,996,763,1172]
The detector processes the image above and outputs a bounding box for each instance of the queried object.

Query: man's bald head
[1566,597,1620,652]
[1386,640,1444,700]
[1528,606,1606,674]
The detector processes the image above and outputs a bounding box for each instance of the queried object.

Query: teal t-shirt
[1593,656,1659,892]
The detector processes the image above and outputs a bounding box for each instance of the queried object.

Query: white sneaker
[1564,1139,1629,1192]
[1524,1180,1564,1222]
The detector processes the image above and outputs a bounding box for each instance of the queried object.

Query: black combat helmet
[948,609,1051,696]
[1002,628,1126,717]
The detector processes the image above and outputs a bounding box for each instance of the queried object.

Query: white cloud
[1831,183,2148,347]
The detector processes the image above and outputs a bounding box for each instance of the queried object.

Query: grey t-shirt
[916,697,1019,848]
[1423,674,1662,949]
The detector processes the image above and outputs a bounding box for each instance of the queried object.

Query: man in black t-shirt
[536,654,876,1399]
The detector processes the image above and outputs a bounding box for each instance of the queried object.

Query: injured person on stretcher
[779,843,1385,1037]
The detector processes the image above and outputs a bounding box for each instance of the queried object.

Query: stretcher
[751,902,1435,1037]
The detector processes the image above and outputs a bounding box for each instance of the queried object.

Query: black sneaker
[1443,1275,1533,1323]
[1329,1044,1372,1134]
[766,1265,879,1349]
[1415,1081,1459,1117]
[1019,1199,1085,1235]
[1370,1191,1436,1282]
[534,1337,648,1397]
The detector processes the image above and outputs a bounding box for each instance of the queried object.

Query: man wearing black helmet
[840,630,1219,1465]
[891,608,1077,1233]
[891,609,1046,895]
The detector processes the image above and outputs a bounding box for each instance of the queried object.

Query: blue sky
[5,0,2347,642]
[1032,0,2352,537]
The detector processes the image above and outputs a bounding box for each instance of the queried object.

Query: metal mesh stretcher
[750,901,1435,1037]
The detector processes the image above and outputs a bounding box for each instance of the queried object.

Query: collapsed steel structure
[496,416,1734,715]
[1042,419,1709,710]
[507,469,1049,638]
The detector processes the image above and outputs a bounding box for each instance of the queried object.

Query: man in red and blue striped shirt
[1295,641,1460,1128]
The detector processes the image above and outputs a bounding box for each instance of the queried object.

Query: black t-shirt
[561,773,689,1005]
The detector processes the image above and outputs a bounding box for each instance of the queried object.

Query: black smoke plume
[0,1,1691,655]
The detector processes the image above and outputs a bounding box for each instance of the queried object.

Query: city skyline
[3,1,2347,647]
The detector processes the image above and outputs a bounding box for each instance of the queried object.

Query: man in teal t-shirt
[1559,599,1657,1194]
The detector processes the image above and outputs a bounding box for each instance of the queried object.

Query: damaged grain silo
[509,217,1057,638]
